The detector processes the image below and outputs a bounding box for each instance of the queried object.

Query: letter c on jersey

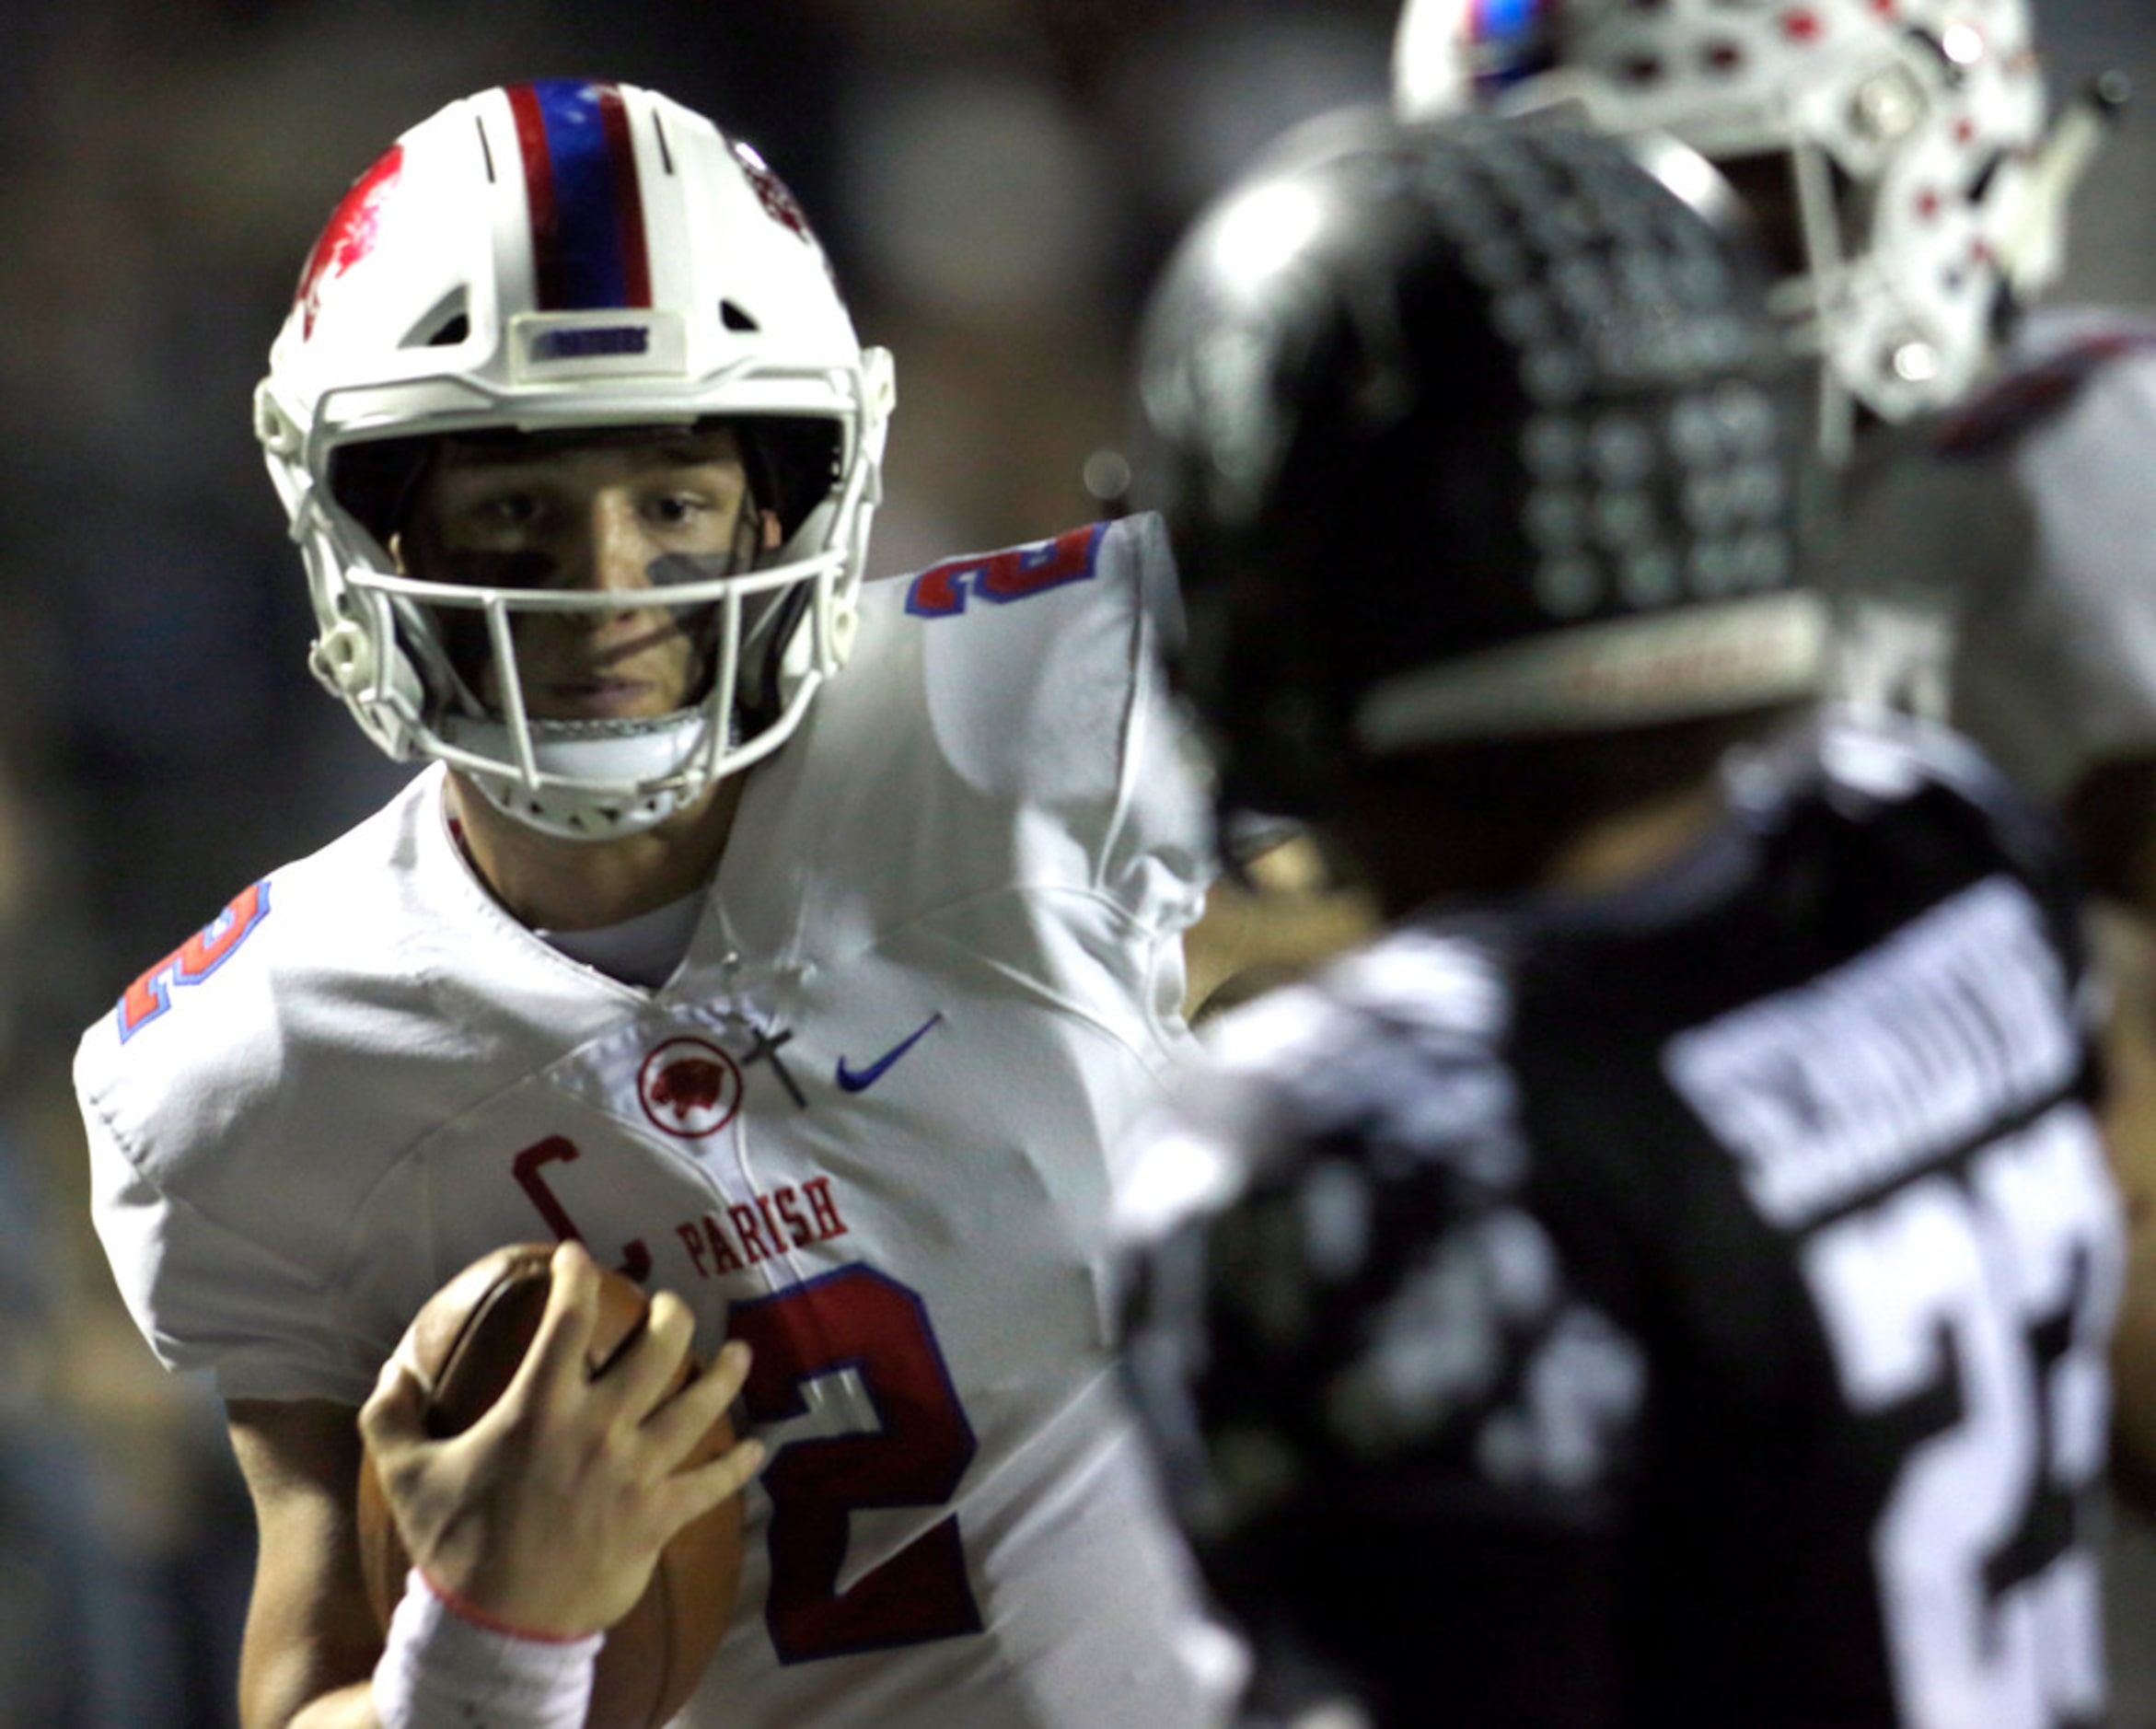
[118,882,272,1042]
[512,1136,654,1284]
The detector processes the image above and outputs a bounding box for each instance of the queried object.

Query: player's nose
[564,492,659,610]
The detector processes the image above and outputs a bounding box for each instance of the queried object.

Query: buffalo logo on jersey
[637,1036,745,1138]
[633,1010,945,1137]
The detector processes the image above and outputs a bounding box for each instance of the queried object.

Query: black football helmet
[1135,110,1824,818]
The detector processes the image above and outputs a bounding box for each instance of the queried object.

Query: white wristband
[373,1568,602,1729]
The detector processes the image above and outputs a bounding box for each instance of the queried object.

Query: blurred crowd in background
[0,2,2150,1723]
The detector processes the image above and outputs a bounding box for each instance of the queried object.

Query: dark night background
[0,4,2148,1723]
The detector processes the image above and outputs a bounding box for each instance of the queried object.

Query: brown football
[356,1244,744,1729]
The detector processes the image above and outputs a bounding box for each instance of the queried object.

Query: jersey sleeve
[80,1067,379,1404]
[1942,316,2156,800]
[1811,717,2103,1052]
[1119,941,1651,1723]
[896,513,1216,1073]
[905,512,1213,915]
[70,790,451,1409]
[1097,509,1213,911]
[1093,512,1216,1059]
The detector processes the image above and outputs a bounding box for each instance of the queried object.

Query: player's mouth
[533,673,678,719]
[521,619,697,719]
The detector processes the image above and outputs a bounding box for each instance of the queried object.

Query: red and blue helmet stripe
[1465,0,1559,94]
[504,79,653,310]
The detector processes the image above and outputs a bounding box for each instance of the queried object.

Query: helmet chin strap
[446,708,724,840]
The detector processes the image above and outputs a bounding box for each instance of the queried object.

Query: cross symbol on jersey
[739,1022,806,1108]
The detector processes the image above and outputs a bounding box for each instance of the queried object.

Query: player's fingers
[509,1240,602,1409]
[640,1339,752,1468]
[654,1428,769,1537]
[596,1289,699,1420]
[702,1335,754,1410]
[358,1352,430,1465]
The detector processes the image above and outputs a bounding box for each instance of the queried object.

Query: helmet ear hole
[403,289,471,348]
[733,419,843,540]
[328,436,435,545]
[721,300,760,332]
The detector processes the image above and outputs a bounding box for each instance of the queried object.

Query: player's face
[403,427,768,722]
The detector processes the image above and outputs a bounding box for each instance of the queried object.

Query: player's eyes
[646,493,714,527]
[467,492,545,531]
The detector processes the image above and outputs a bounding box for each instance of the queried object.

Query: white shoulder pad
[864,514,1181,801]
[1950,313,2156,796]
[73,772,562,1401]
[839,513,1211,903]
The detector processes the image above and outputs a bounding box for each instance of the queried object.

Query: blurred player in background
[1119,110,2124,1726]
[1391,0,2107,705]
[76,79,1236,1729]
[1392,0,2156,1534]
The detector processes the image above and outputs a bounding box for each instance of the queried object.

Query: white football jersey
[78,515,1241,1727]
[1942,307,2156,802]
[1827,306,2156,801]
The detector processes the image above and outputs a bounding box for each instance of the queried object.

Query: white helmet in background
[1394,0,2083,451]
[256,80,896,839]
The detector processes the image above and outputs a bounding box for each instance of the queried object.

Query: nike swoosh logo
[836,1013,945,1093]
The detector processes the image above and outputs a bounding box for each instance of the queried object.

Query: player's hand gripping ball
[358,1243,748,1729]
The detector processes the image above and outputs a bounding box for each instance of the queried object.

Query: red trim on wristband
[415,1568,600,1646]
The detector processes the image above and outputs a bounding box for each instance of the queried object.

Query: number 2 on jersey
[1803,1104,2122,1729]
[726,1265,984,1663]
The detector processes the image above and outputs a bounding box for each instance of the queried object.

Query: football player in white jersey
[1389,0,2156,1527]
[75,81,1237,1729]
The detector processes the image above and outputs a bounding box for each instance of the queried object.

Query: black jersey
[1121,718,2124,1729]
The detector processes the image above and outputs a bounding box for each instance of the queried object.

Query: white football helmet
[256,80,896,839]
[1394,0,2082,453]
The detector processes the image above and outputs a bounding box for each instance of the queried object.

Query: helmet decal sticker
[296,145,404,338]
[505,80,653,310]
[732,141,817,248]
